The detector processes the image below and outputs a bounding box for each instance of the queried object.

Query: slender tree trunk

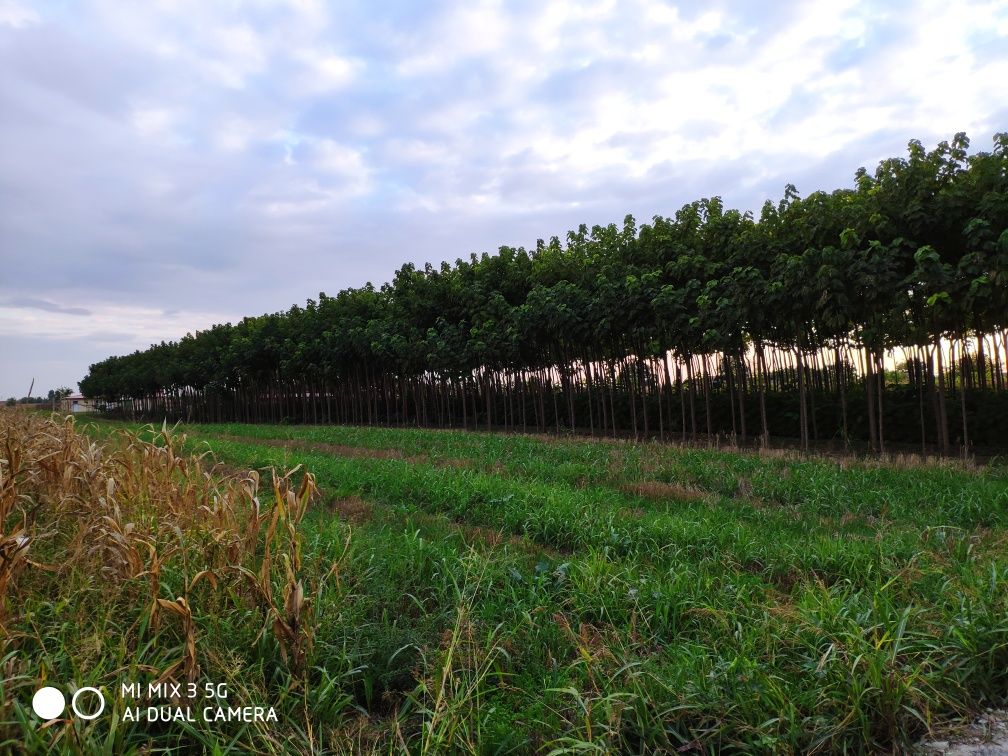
[864,346,877,453]
[836,344,848,448]
[915,345,927,455]
[796,347,809,452]
[677,360,686,443]
[686,356,697,441]
[736,354,747,445]
[727,356,738,440]
[977,331,987,390]
[608,360,617,437]
[701,355,712,442]
[757,343,769,445]
[933,339,950,454]
[876,351,885,455]
[637,353,649,440]
[958,337,970,455]
[989,333,1002,391]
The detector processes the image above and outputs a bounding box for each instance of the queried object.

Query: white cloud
[395,2,513,77]
[0,301,234,344]
[213,115,258,152]
[311,138,371,191]
[293,48,361,93]
[130,106,180,141]
[0,0,38,28]
[205,24,266,88]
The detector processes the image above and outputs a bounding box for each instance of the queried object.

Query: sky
[1,0,1007,398]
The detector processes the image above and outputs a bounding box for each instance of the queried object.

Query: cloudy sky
[1,0,1006,397]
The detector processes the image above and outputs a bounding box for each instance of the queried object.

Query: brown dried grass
[0,408,342,686]
[328,495,375,524]
[620,480,714,504]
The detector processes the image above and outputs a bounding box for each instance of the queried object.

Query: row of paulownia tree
[81,133,1008,454]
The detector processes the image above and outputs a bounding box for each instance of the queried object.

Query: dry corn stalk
[0,408,328,687]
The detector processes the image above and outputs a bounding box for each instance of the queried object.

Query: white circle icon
[71,687,105,720]
[32,687,66,720]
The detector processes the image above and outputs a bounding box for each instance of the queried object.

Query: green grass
[34,419,1008,751]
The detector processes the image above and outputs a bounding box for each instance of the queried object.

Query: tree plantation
[80,133,1008,454]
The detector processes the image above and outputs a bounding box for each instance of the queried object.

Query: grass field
[3,410,1008,753]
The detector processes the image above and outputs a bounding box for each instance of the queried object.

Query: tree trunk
[864,346,877,453]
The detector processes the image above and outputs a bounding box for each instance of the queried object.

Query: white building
[61,394,97,413]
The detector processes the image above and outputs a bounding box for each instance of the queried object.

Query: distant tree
[48,387,73,410]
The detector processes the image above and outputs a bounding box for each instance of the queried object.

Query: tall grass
[0,409,342,752]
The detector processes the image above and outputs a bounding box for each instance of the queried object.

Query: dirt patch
[433,456,473,469]
[455,522,505,548]
[919,709,1008,754]
[553,613,618,665]
[327,495,374,524]
[622,480,713,504]
[733,476,771,509]
[452,519,562,555]
[397,508,556,556]
[839,511,858,526]
[201,459,250,481]
[767,568,802,593]
[740,559,802,593]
